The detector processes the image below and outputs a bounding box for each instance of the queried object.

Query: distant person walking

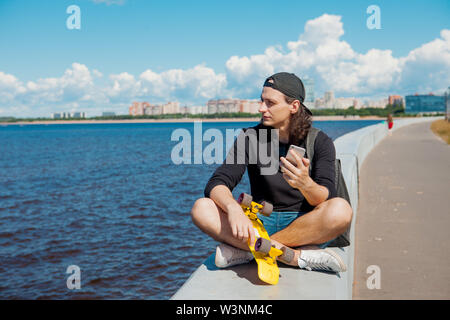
[387,113,394,135]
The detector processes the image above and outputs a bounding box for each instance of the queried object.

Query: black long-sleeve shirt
[204,122,337,213]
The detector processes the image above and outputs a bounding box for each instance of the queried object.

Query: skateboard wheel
[279,246,295,264]
[237,193,252,207]
[260,201,273,217]
[254,237,272,254]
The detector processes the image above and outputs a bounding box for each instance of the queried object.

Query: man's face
[259,85,296,128]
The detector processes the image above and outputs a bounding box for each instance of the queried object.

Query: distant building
[70,112,85,118]
[324,91,334,109]
[129,101,181,116]
[364,98,388,108]
[303,78,315,104]
[314,92,334,109]
[187,105,207,114]
[51,112,85,119]
[180,106,188,114]
[405,94,446,114]
[129,102,150,116]
[388,95,403,106]
[206,99,259,114]
[334,97,355,109]
[240,100,260,114]
[146,104,162,115]
[353,99,362,109]
[313,91,359,109]
[102,112,116,117]
[314,97,325,109]
[162,101,180,114]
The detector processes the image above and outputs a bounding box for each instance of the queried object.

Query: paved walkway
[353,120,450,299]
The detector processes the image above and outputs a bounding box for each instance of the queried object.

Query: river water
[0,120,381,299]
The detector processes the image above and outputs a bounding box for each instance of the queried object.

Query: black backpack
[306,127,351,248]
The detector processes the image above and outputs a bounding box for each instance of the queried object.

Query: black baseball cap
[263,72,312,115]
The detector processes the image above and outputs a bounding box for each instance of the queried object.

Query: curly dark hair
[284,95,312,145]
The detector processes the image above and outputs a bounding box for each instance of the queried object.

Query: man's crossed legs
[190,197,353,272]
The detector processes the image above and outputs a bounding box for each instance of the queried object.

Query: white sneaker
[297,248,347,273]
[215,243,254,268]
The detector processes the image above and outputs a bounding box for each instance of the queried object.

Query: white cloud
[0,63,111,116]
[225,14,357,96]
[0,72,26,103]
[24,63,100,105]
[139,65,227,102]
[398,29,450,93]
[92,69,103,78]
[0,63,228,116]
[107,72,141,102]
[101,65,228,105]
[225,14,449,99]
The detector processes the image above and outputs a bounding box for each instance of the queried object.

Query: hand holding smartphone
[285,145,305,165]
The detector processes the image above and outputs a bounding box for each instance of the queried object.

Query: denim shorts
[257,211,334,249]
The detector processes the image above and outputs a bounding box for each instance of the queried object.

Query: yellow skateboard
[236,193,293,285]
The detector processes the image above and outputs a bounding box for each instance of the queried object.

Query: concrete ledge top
[172,247,349,300]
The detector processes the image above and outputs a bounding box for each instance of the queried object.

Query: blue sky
[0,0,449,117]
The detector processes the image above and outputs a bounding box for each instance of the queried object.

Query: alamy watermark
[366,265,381,290]
[170,121,280,175]
[66,5,81,30]
[66,265,81,290]
[366,5,381,30]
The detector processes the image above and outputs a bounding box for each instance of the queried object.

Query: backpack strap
[305,127,352,248]
[306,127,321,174]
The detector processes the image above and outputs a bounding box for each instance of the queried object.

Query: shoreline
[0,115,385,126]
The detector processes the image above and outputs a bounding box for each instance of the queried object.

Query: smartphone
[285,145,305,164]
